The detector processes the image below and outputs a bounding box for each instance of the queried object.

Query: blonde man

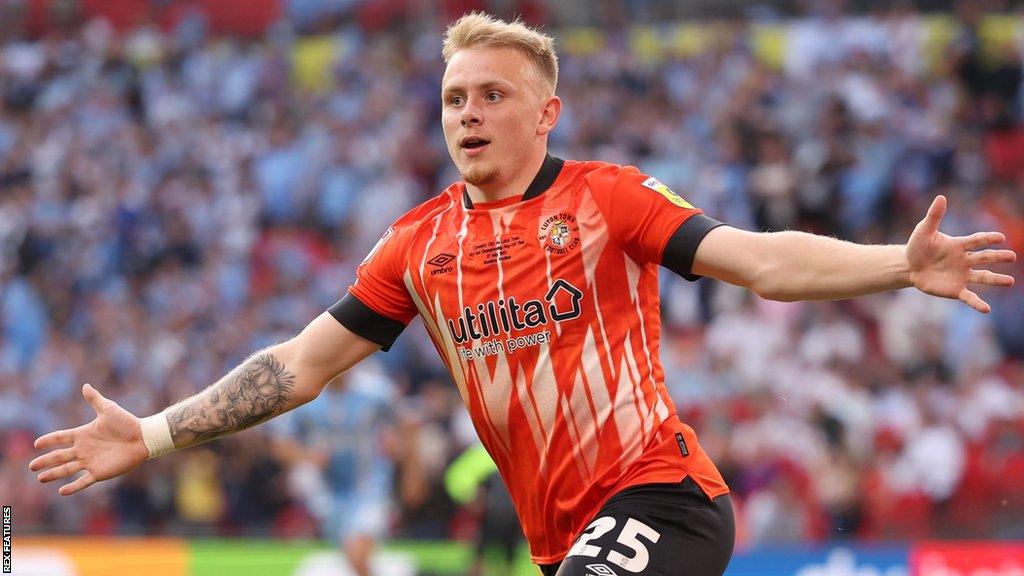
[32,12,1016,576]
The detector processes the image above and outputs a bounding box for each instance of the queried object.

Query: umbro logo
[427,253,455,267]
[428,253,455,276]
[585,564,619,576]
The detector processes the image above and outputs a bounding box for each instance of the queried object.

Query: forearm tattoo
[166,352,296,448]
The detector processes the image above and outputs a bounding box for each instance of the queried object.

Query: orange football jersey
[333,155,729,563]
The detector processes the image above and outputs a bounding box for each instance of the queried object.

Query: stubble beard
[462,165,500,187]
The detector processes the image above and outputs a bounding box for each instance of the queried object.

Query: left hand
[907,195,1016,313]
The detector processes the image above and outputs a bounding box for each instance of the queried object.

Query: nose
[460,100,482,128]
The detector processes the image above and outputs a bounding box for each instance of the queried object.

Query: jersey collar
[462,153,565,209]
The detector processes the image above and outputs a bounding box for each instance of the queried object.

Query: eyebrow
[442,79,516,96]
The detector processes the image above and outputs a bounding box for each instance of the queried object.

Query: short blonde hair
[442,12,558,95]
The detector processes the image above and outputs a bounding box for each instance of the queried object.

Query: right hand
[29,384,151,495]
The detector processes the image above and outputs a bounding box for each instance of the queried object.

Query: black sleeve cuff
[661,214,725,282]
[328,293,407,352]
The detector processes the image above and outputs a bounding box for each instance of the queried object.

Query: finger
[959,287,990,313]
[960,232,1007,251]
[967,249,1017,266]
[29,447,76,472]
[82,383,108,414]
[920,195,946,234]
[968,269,1016,287]
[33,428,76,450]
[38,461,84,484]
[58,470,96,496]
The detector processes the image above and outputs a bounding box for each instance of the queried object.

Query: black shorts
[539,476,735,576]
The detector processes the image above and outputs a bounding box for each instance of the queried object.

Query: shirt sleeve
[589,165,723,279]
[328,226,419,351]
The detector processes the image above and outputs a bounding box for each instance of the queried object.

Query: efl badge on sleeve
[641,177,693,209]
[361,226,395,264]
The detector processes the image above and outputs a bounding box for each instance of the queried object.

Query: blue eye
[486,92,502,101]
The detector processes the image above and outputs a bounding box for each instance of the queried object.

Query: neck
[464,147,548,204]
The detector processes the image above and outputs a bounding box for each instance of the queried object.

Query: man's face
[441,46,553,188]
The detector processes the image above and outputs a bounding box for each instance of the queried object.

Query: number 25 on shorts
[565,516,662,573]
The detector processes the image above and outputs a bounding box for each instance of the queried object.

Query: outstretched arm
[29,312,381,495]
[692,196,1016,311]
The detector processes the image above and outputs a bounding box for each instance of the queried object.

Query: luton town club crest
[549,221,572,247]
[539,213,580,255]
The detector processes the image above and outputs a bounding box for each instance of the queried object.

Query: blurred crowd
[0,0,1023,553]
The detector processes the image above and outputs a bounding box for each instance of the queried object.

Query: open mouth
[460,136,491,149]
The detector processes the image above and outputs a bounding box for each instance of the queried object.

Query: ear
[537,95,562,136]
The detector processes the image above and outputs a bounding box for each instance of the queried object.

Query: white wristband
[140,412,176,460]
